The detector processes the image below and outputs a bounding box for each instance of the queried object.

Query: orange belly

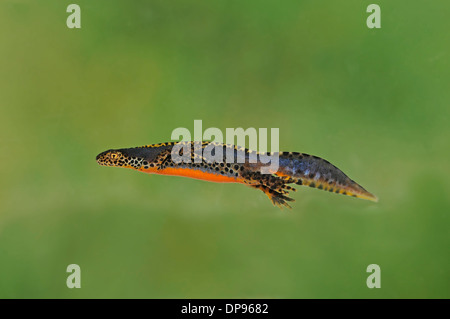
[140,166,242,183]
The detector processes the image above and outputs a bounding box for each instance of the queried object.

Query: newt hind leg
[242,171,296,209]
[251,184,295,209]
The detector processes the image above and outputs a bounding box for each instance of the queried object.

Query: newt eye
[110,153,118,159]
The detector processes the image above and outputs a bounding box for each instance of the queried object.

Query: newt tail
[96,142,377,209]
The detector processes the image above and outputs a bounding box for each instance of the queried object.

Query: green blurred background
[0,0,449,298]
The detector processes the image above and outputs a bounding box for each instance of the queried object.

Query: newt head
[96,148,149,170]
[96,149,128,167]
